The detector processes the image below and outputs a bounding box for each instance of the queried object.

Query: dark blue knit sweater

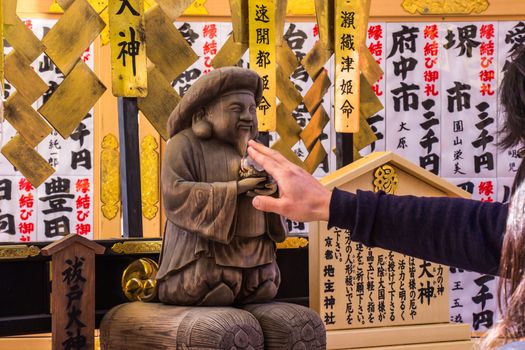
[328,188,509,276]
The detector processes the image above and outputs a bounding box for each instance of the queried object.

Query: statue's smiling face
[205,91,258,155]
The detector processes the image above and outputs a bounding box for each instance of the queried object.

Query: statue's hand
[238,177,266,194]
[249,179,277,197]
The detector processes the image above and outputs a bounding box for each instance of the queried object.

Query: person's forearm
[328,189,508,275]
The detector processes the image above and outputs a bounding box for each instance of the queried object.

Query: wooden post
[42,234,105,350]
[118,97,143,237]
[336,132,353,168]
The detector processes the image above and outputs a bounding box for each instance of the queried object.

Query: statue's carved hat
[167,67,263,138]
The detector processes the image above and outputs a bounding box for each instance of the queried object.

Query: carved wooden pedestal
[100,302,326,350]
[243,302,326,349]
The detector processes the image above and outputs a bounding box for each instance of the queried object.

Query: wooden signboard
[42,234,105,350]
[108,0,147,97]
[309,152,473,349]
[249,0,277,132]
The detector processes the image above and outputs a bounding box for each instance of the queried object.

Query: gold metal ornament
[0,245,41,260]
[276,237,308,249]
[99,8,110,45]
[373,164,398,194]
[121,258,159,302]
[140,135,159,220]
[111,241,162,254]
[101,134,120,220]
[401,0,489,15]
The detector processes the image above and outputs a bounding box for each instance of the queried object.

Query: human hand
[238,177,266,194]
[247,140,331,222]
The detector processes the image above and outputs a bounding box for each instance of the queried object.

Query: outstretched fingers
[248,140,289,164]
[247,145,284,179]
[252,194,285,215]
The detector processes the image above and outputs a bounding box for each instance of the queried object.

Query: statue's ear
[192,108,212,139]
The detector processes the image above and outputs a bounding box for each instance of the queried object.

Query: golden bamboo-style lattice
[2,0,107,187]
[1,0,384,188]
[0,0,202,187]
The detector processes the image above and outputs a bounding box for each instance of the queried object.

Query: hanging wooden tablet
[249,0,277,132]
[108,0,147,97]
[334,0,363,133]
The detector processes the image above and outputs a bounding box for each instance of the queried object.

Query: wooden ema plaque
[42,234,105,350]
[309,152,473,349]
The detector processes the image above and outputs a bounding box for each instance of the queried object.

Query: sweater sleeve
[327,188,508,276]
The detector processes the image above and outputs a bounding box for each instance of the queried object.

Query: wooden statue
[101,67,325,350]
[158,66,287,306]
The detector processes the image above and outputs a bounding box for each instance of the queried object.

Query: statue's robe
[157,129,287,305]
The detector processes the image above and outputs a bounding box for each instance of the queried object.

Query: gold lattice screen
[1,0,383,189]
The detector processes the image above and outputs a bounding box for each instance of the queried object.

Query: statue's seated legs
[158,257,240,306]
[242,302,326,350]
[158,257,280,306]
[236,260,280,304]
